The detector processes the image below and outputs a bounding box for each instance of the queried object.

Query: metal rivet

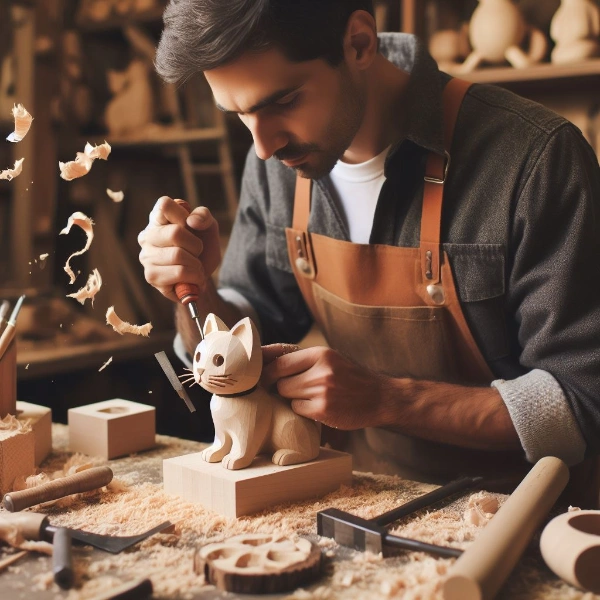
[295,257,312,276]
[427,284,445,305]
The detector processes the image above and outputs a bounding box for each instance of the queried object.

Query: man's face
[205,48,366,179]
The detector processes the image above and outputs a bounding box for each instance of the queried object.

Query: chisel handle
[2,466,113,512]
[0,511,49,540]
[173,199,199,304]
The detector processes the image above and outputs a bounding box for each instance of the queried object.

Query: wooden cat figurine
[193,314,321,470]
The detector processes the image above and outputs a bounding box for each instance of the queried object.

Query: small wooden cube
[68,399,155,459]
[0,426,35,495]
[163,448,353,518]
[16,401,52,466]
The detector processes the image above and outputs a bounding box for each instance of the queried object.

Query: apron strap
[293,174,312,230]
[420,78,472,285]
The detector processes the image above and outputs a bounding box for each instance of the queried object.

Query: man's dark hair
[155,0,375,84]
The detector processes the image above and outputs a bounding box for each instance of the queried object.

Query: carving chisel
[174,199,204,340]
[2,466,114,512]
[0,512,173,554]
[53,527,74,589]
[0,294,25,360]
[155,351,196,412]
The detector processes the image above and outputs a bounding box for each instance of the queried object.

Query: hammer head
[317,508,386,554]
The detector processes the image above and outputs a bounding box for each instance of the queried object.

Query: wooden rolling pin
[443,456,569,600]
[2,466,113,512]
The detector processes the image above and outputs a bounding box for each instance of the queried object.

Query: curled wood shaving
[99,356,113,372]
[6,103,33,142]
[59,141,111,181]
[106,306,152,337]
[463,492,499,526]
[59,211,94,284]
[0,414,32,435]
[0,157,24,180]
[106,188,124,202]
[67,268,102,305]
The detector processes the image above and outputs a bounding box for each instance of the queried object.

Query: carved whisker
[180,376,196,384]
[182,367,193,372]
[178,373,193,379]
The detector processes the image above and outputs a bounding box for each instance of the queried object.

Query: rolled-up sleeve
[498,123,600,463]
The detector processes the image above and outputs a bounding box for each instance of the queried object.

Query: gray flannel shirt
[176,33,600,466]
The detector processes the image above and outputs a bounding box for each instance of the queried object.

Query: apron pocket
[312,283,459,381]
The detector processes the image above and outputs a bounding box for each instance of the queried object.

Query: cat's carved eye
[213,354,224,367]
[195,351,201,363]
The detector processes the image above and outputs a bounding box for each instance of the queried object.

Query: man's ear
[344,9,378,69]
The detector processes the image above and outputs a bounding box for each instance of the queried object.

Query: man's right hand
[138,196,221,303]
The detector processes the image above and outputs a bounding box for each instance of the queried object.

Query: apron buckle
[295,235,315,278]
[426,284,445,305]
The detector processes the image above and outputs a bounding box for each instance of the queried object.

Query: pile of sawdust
[0,426,594,600]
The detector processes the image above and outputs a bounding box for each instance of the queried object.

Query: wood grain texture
[0,340,16,419]
[163,447,353,518]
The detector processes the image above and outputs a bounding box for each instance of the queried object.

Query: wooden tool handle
[0,511,48,540]
[2,466,114,512]
[173,199,199,304]
[443,456,569,600]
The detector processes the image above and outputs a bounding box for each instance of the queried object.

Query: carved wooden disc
[194,533,323,594]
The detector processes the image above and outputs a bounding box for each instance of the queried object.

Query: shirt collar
[377,33,446,157]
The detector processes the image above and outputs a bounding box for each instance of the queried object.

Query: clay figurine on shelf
[457,0,548,72]
[193,314,321,470]
[550,0,600,64]
[428,24,471,71]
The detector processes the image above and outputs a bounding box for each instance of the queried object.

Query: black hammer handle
[3,466,113,512]
[373,476,483,527]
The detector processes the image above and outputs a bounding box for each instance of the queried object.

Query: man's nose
[246,115,287,161]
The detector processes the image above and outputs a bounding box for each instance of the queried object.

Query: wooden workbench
[0,424,593,600]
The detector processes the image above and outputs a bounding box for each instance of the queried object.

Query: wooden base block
[163,448,353,518]
[68,399,156,459]
[0,426,35,495]
[16,401,52,466]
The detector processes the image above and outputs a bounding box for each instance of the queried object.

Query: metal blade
[154,351,196,412]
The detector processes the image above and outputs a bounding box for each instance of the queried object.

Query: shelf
[84,125,226,149]
[76,6,166,31]
[17,329,176,379]
[445,59,600,85]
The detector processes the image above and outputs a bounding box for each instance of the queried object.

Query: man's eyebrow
[215,85,302,115]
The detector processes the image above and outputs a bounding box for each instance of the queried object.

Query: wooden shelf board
[84,126,225,148]
[76,6,166,31]
[17,329,176,379]
[445,60,600,84]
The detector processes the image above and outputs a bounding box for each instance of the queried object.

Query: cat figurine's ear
[203,313,229,337]
[230,317,261,361]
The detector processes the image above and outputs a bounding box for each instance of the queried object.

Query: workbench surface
[0,424,593,600]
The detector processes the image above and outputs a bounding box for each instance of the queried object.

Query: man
[138,1,600,500]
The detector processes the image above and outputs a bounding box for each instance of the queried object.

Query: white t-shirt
[327,145,390,244]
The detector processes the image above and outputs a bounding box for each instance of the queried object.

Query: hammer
[318,475,482,558]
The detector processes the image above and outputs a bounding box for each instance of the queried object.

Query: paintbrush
[0,300,9,335]
[0,295,25,361]
[154,351,196,413]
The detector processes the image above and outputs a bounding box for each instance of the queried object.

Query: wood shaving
[106,188,124,202]
[39,253,49,261]
[0,157,24,180]
[67,268,103,305]
[0,414,32,435]
[0,550,27,573]
[59,212,94,284]
[106,306,152,337]
[59,141,111,181]
[6,103,33,142]
[463,491,499,526]
[98,356,113,372]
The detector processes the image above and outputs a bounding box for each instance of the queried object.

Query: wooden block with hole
[68,398,155,459]
[163,448,353,518]
[16,401,52,466]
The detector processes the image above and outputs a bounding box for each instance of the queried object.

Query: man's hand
[261,345,389,430]
[138,196,221,302]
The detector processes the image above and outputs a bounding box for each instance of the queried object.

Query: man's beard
[275,71,365,180]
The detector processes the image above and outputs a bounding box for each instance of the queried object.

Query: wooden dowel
[443,456,569,600]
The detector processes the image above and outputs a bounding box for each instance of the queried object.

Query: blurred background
[0,0,598,442]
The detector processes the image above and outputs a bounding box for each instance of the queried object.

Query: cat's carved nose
[194,367,205,382]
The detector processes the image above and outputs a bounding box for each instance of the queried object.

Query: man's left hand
[261,345,389,430]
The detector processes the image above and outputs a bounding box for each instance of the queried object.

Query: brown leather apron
[284,78,598,505]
